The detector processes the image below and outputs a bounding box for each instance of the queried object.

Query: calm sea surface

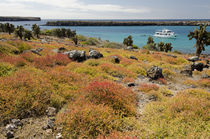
[1,19,210,54]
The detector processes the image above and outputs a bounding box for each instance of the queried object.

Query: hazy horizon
[0,0,210,19]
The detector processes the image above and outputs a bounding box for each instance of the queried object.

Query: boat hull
[154,34,177,38]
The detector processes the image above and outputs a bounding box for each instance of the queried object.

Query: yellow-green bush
[163,68,176,78]
[138,84,172,101]
[0,68,52,122]
[159,86,173,97]
[56,101,118,138]
[16,42,32,53]
[139,89,210,138]
[7,41,32,53]
[84,59,101,66]
[47,66,87,108]
[74,65,101,78]
[82,37,100,45]
[50,93,65,110]
[77,35,87,41]
[0,62,16,77]
[100,63,136,78]
[56,96,139,138]
[127,64,146,76]
[0,42,19,54]
[176,57,188,64]
[184,79,210,88]
[102,42,124,49]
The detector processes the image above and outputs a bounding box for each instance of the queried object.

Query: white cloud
[1,0,150,18]
[78,4,150,13]
[7,0,78,7]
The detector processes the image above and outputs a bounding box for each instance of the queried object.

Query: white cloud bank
[0,0,151,19]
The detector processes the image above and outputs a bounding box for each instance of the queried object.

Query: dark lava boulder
[23,48,43,56]
[147,66,164,80]
[191,62,204,72]
[206,60,209,65]
[111,56,120,64]
[128,82,136,87]
[88,50,103,59]
[130,56,138,60]
[166,54,177,58]
[68,50,86,62]
[58,47,67,53]
[6,131,14,138]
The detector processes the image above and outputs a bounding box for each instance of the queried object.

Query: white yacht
[154,29,176,38]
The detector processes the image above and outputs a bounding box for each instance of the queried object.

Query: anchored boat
[154,29,176,38]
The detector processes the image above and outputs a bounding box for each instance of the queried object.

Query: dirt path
[130,74,199,115]
[0,117,56,139]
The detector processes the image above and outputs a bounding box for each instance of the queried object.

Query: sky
[0,0,210,19]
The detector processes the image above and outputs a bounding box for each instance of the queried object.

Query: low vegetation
[143,36,173,52]
[139,89,210,138]
[0,24,209,138]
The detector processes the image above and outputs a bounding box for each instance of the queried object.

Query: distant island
[0,16,41,21]
[45,20,210,26]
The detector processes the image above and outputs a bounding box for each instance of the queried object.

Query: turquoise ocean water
[1,20,210,54]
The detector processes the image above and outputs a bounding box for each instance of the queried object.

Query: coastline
[45,20,210,26]
[0,21,209,54]
[0,16,41,21]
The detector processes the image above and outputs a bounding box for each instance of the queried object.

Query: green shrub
[77,35,87,41]
[0,62,16,77]
[74,65,100,78]
[41,29,53,36]
[0,42,19,54]
[23,30,33,40]
[173,49,182,54]
[83,37,100,45]
[147,36,155,44]
[143,44,158,51]
[123,35,133,46]
[50,93,65,110]
[102,42,124,49]
[128,66,146,76]
[132,44,139,49]
[7,41,32,53]
[84,59,100,66]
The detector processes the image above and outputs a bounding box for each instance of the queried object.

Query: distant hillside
[45,20,210,26]
[0,16,41,21]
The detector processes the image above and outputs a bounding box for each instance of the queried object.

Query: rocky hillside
[0,33,209,138]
